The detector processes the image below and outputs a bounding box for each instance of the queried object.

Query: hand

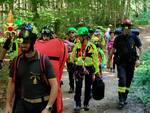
[5,104,12,113]
[135,59,141,67]
[92,75,96,81]
[41,108,51,113]
[83,69,89,75]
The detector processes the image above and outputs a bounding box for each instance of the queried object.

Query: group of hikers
[0,11,142,113]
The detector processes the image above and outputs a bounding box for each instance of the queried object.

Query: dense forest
[0,0,149,35]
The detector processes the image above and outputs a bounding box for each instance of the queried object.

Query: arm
[134,35,142,58]
[107,48,116,68]
[92,45,100,75]
[71,42,81,63]
[137,46,142,58]
[0,38,12,69]
[42,57,58,113]
[47,78,58,106]
[42,78,58,113]
[107,36,118,68]
[5,78,15,113]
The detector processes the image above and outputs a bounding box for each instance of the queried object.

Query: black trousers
[74,66,93,107]
[13,99,57,113]
[117,62,135,101]
[67,62,75,90]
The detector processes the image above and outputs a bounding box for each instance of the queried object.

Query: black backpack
[92,76,105,100]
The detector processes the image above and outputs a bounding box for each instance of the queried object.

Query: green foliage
[132,49,150,108]
[133,12,150,25]
[0,0,149,38]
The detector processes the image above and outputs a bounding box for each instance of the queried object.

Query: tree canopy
[0,0,149,35]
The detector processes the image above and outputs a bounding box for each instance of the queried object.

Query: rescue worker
[92,29,106,52]
[65,27,77,93]
[35,26,68,113]
[72,27,99,112]
[104,24,113,44]
[5,24,58,113]
[91,36,106,75]
[107,18,142,109]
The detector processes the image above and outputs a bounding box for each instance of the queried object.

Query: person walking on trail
[91,35,106,75]
[64,27,78,93]
[92,29,106,51]
[5,25,58,113]
[104,24,113,44]
[34,26,68,113]
[107,18,142,109]
[107,30,116,72]
[72,27,99,112]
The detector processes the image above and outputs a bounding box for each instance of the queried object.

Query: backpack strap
[38,52,49,86]
[12,53,23,82]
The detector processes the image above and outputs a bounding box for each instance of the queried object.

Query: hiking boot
[74,106,80,113]
[118,101,124,109]
[124,100,128,105]
[84,105,89,111]
[68,88,74,93]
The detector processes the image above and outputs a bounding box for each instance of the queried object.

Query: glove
[3,38,11,50]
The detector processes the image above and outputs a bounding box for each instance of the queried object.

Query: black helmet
[41,26,54,37]
[18,23,37,44]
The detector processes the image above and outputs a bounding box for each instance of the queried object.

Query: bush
[131,49,150,108]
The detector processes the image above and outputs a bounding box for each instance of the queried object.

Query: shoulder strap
[39,52,46,74]
[12,53,23,82]
[38,52,49,86]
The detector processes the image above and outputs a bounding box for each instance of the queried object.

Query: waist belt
[23,95,49,103]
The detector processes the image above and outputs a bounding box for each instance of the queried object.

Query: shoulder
[130,33,139,40]
[114,34,122,42]
[87,41,97,49]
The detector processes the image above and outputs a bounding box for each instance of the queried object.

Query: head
[121,18,132,36]
[77,27,89,43]
[41,26,54,40]
[67,27,77,39]
[94,29,101,39]
[109,30,115,38]
[91,36,100,47]
[89,28,94,36]
[18,24,37,54]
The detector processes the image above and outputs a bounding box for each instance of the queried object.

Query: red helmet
[122,18,132,27]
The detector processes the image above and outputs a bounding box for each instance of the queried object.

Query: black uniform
[113,32,142,105]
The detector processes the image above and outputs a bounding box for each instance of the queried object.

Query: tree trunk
[30,0,39,20]
[143,0,147,12]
